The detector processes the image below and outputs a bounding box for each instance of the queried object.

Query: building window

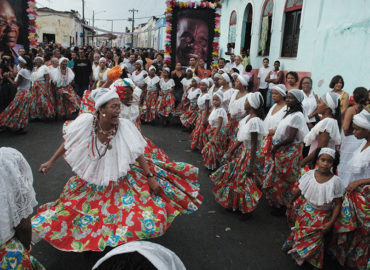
[281,0,303,57]
[258,0,274,56]
[228,11,237,44]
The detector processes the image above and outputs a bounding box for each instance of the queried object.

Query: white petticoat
[63,113,147,186]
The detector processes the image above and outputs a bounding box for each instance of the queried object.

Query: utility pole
[129,9,138,47]
[82,0,85,46]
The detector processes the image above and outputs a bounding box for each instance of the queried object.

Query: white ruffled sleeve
[41,65,49,75]
[237,117,268,145]
[208,107,228,128]
[304,118,341,146]
[0,148,37,244]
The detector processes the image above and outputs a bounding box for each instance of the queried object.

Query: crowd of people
[0,43,369,270]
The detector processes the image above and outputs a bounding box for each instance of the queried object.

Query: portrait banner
[164,0,221,68]
[0,0,37,59]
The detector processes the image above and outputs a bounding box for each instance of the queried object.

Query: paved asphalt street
[0,120,344,270]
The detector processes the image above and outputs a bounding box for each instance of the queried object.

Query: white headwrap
[193,76,200,84]
[247,92,263,109]
[99,57,106,63]
[208,77,214,85]
[289,89,304,103]
[214,91,223,102]
[135,60,143,66]
[163,67,170,73]
[218,68,226,74]
[322,92,340,114]
[272,84,287,97]
[353,109,370,130]
[186,67,193,73]
[91,88,119,109]
[200,78,209,87]
[18,56,27,64]
[34,56,44,63]
[214,73,221,79]
[237,74,250,87]
[59,57,69,65]
[149,65,156,71]
[231,72,239,78]
[318,147,336,159]
[221,73,231,83]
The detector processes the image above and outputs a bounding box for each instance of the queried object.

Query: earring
[102,113,106,117]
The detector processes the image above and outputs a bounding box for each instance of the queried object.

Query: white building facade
[219,0,370,95]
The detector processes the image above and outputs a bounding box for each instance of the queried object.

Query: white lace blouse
[0,147,37,244]
[219,87,235,111]
[264,104,287,131]
[273,111,309,144]
[31,65,49,82]
[187,88,201,103]
[131,70,148,88]
[50,67,75,87]
[120,103,140,123]
[63,113,147,186]
[229,91,249,121]
[299,170,344,209]
[302,92,317,123]
[237,115,268,149]
[159,78,175,94]
[197,93,211,110]
[144,76,160,91]
[181,78,192,92]
[208,107,228,128]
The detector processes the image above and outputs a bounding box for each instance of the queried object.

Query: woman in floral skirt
[201,92,228,170]
[30,56,55,120]
[142,66,160,123]
[50,57,80,119]
[0,55,32,133]
[330,110,370,270]
[32,88,202,252]
[177,68,194,115]
[156,68,175,126]
[283,148,344,269]
[211,92,267,218]
[180,77,201,130]
[262,90,309,215]
[190,79,211,150]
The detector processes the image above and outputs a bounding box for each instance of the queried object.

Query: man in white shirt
[232,55,245,75]
[224,53,235,73]
[257,58,272,110]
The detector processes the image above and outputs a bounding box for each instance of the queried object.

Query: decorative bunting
[27,0,38,49]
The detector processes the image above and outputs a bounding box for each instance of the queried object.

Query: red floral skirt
[79,90,95,115]
[211,146,263,213]
[30,81,55,119]
[156,93,175,118]
[175,88,190,116]
[0,89,31,129]
[141,91,158,122]
[201,127,227,170]
[55,85,81,117]
[190,111,209,150]
[262,143,303,208]
[180,102,199,129]
[32,158,202,252]
[330,187,369,270]
[282,196,332,269]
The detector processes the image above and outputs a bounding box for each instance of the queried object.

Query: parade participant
[180,77,201,130]
[301,92,342,168]
[47,57,58,74]
[29,56,54,120]
[177,67,194,114]
[50,57,80,119]
[300,77,318,129]
[201,91,228,170]
[338,87,367,183]
[93,57,110,89]
[142,66,160,123]
[92,53,100,74]
[262,90,309,215]
[260,84,287,182]
[283,148,343,269]
[286,71,299,91]
[0,55,32,133]
[131,60,147,90]
[330,75,349,115]
[190,78,211,150]
[218,73,235,111]
[157,67,175,126]
[208,73,221,106]
[330,109,370,270]
[32,87,202,252]
[0,147,45,269]
[171,62,185,106]
[211,92,267,218]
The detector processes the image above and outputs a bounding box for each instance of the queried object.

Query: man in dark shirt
[73,47,92,97]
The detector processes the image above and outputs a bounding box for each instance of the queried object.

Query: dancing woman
[32,88,202,252]
[142,66,160,123]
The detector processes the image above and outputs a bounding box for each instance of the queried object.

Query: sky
[36,0,168,32]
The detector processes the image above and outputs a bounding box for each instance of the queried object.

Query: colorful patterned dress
[142,75,160,122]
[180,87,201,129]
[31,114,203,252]
[50,67,80,117]
[176,78,193,115]
[201,107,228,170]
[30,65,55,120]
[0,147,45,270]
[190,93,211,150]
[282,170,344,269]
[156,78,175,118]
[211,115,267,213]
[262,111,309,208]
[0,69,32,129]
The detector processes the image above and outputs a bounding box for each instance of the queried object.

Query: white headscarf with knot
[318,147,336,159]
[322,92,340,115]
[353,109,370,130]
[272,84,287,97]
[237,74,250,87]
[289,89,304,103]
[192,76,200,85]
[149,65,156,71]
[135,60,143,66]
[214,91,223,103]
[91,88,119,109]
[99,57,106,63]
[247,92,263,109]
[200,78,209,87]
[59,57,69,65]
